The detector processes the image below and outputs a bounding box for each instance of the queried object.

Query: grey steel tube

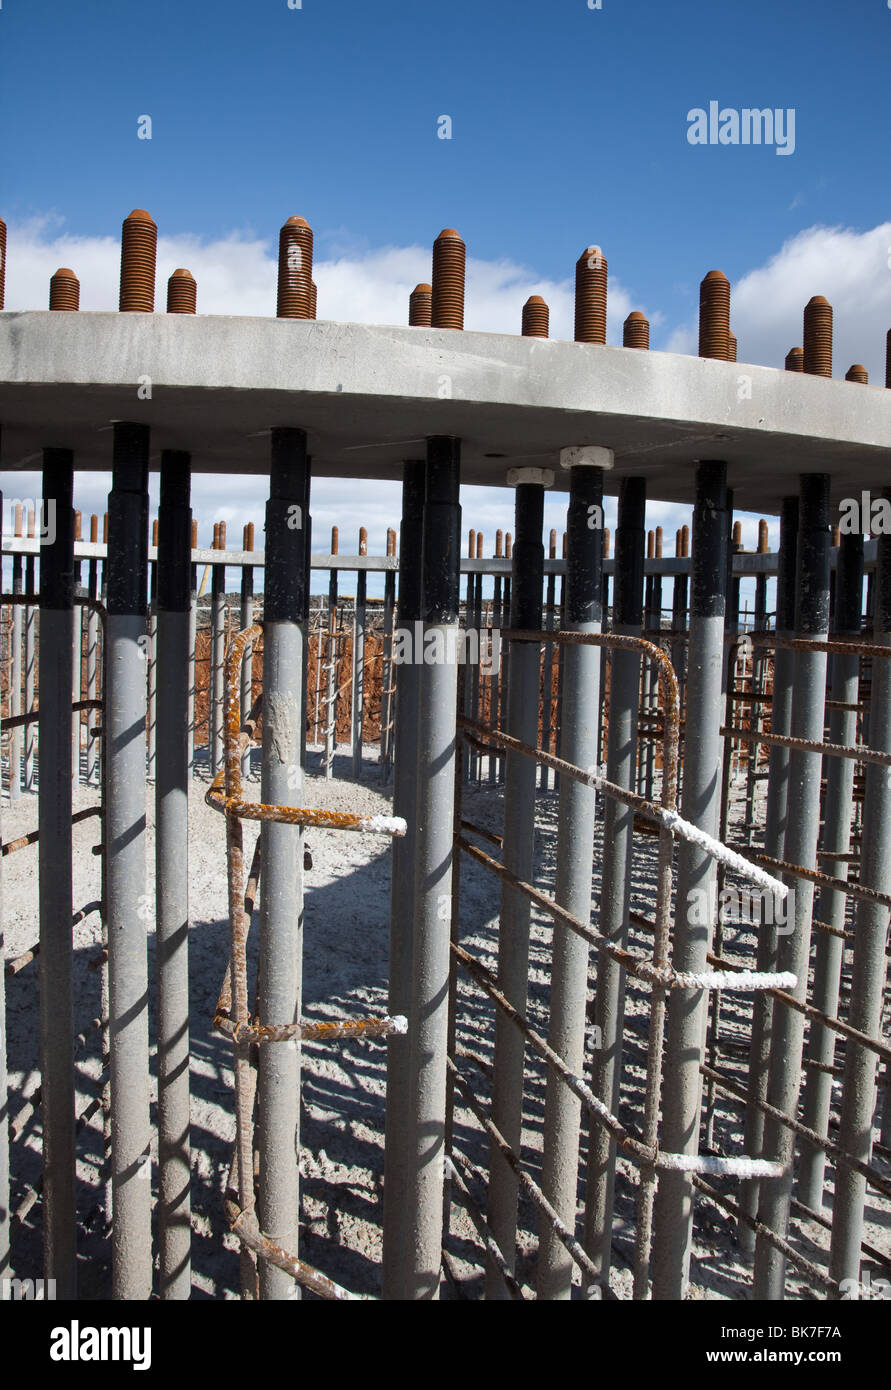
[739,497,799,1252]
[405,437,461,1299]
[38,452,77,1298]
[830,501,891,1286]
[351,535,367,778]
[540,533,557,792]
[379,537,396,781]
[754,474,831,1300]
[582,476,645,1292]
[24,542,37,791]
[146,543,156,782]
[489,534,503,788]
[537,453,608,1299]
[240,524,254,783]
[87,522,100,787]
[188,523,197,771]
[257,429,308,1299]
[652,461,730,1300]
[486,469,547,1299]
[0,482,6,1284]
[325,534,338,779]
[211,527,226,776]
[798,532,863,1211]
[382,462,425,1300]
[10,543,22,800]
[155,453,193,1299]
[106,424,152,1299]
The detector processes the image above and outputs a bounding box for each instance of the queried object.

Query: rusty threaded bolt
[387,528,397,558]
[167,268,197,314]
[277,216,314,319]
[49,267,80,311]
[682,523,690,557]
[732,520,742,551]
[212,522,220,550]
[758,519,769,554]
[604,528,610,560]
[359,527,368,557]
[409,282,432,326]
[0,215,6,310]
[549,529,557,560]
[468,528,476,558]
[310,280,317,320]
[803,296,832,377]
[431,229,465,330]
[152,518,158,547]
[785,347,804,372]
[477,532,484,560]
[623,311,649,349]
[728,332,737,363]
[28,510,36,540]
[218,521,226,550]
[191,519,198,550]
[698,270,731,360]
[522,295,549,338]
[506,532,513,559]
[845,364,868,384]
[331,525,339,556]
[90,514,99,544]
[495,530,503,558]
[103,513,108,544]
[655,525,663,558]
[575,245,608,344]
[831,525,841,548]
[647,530,655,560]
[244,522,254,550]
[75,511,83,542]
[119,209,157,313]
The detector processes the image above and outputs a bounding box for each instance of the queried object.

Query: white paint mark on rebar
[669,970,798,992]
[657,1153,786,1177]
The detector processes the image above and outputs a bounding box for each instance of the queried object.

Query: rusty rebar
[49,268,79,311]
[574,245,608,344]
[276,215,313,319]
[119,209,157,312]
[409,282,433,326]
[166,268,196,314]
[431,230,465,329]
[521,295,549,337]
[623,311,649,349]
[698,270,730,360]
[803,295,832,376]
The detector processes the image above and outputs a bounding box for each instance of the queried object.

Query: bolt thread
[167,268,196,314]
[409,282,432,326]
[623,311,649,349]
[431,230,465,329]
[49,267,80,311]
[803,296,832,377]
[310,280,317,320]
[698,270,730,360]
[574,245,608,344]
[522,295,549,337]
[845,363,868,384]
[785,346,804,372]
[758,519,769,553]
[276,216,313,319]
[119,209,157,313]
[728,331,737,362]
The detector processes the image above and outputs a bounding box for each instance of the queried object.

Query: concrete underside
[1,312,889,509]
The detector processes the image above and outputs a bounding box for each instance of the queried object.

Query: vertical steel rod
[652,460,730,1300]
[87,515,100,787]
[798,531,863,1210]
[38,451,77,1298]
[187,520,197,771]
[537,452,607,1299]
[325,529,338,779]
[10,508,22,801]
[583,476,645,1291]
[406,437,461,1299]
[24,520,37,792]
[754,474,831,1299]
[72,512,83,786]
[486,470,547,1298]
[739,497,798,1251]
[155,452,193,1299]
[830,498,891,1285]
[146,522,156,782]
[106,423,152,1299]
[351,530,367,778]
[257,429,308,1299]
[240,524,254,783]
[211,524,226,777]
[382,462,425,1300]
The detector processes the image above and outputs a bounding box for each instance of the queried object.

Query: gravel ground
[2,749,888,1298]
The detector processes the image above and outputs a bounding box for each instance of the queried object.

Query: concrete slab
[1,312,889,509]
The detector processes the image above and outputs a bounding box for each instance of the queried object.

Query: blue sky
[2,0,890,594]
